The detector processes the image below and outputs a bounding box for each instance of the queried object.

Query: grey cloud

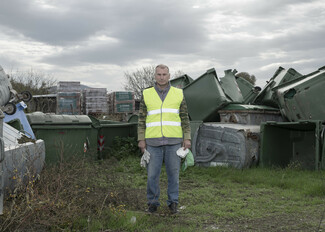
[0,0,323,92]
[0,0,208,47]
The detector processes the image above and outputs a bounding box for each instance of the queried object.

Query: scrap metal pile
[0,66,45,215]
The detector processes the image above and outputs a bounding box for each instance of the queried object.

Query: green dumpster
[236,77,261,104]
[220,69,244,103]
[170,74,194,89]
[190,121,203,142]
[253,67,302,108]
[275,66,325,121]
[26,112,98,164]
[89,115,137,158]
[127,114,138,123]
[193,123,260,169]
[183,68,231,122]
[260,121,323,170]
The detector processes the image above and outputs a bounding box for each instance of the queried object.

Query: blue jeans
[146,144,181,207]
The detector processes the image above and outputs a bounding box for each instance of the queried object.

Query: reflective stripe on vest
[147,108,179,116]
[143,86,183,139]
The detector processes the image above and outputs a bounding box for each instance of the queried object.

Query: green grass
[1,154,325,231]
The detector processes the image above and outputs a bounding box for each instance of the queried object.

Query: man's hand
[183,139,191,150]
[138,140,146,153]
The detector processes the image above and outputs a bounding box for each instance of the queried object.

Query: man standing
[138,64,191,214]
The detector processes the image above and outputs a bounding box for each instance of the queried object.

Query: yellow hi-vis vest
[143,86,183,139]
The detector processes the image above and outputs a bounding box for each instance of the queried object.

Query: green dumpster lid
[219,103,279,111]
[26,112,92,125]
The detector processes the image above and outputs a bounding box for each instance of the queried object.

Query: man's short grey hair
[155,64,169,73]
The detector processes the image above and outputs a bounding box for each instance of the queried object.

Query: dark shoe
[169,202,177,214]
[148,204,157,213]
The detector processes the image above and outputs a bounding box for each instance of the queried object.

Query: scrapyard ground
[0,152,324,232]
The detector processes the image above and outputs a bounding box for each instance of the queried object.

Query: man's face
[155,67,170,88]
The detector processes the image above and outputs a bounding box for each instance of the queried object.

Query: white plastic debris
[130,216,136,224]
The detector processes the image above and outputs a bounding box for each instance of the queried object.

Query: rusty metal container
[218,104,284,125]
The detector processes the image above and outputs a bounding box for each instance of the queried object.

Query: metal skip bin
[183,68,231,122]
[260,121,323,170]
[192,123,260,169]
[26,112,97,164]
[275,66,325,122]
[218,104,284,125]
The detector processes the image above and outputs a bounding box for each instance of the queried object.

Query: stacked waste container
[259,66,325,170]
[178,65,325,170]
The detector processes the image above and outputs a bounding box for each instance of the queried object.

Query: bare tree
[123,66,156,100]
[123,65,186,99]
[172,70,185,78]
[235,72,256,85]
[9,68,57,95]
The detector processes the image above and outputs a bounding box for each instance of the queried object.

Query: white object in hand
[140,149,151,167]
[176,147,189,158]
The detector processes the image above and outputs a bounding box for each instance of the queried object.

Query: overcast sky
[0,0,324,92]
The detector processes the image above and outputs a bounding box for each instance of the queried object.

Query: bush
[106,136,140,160]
